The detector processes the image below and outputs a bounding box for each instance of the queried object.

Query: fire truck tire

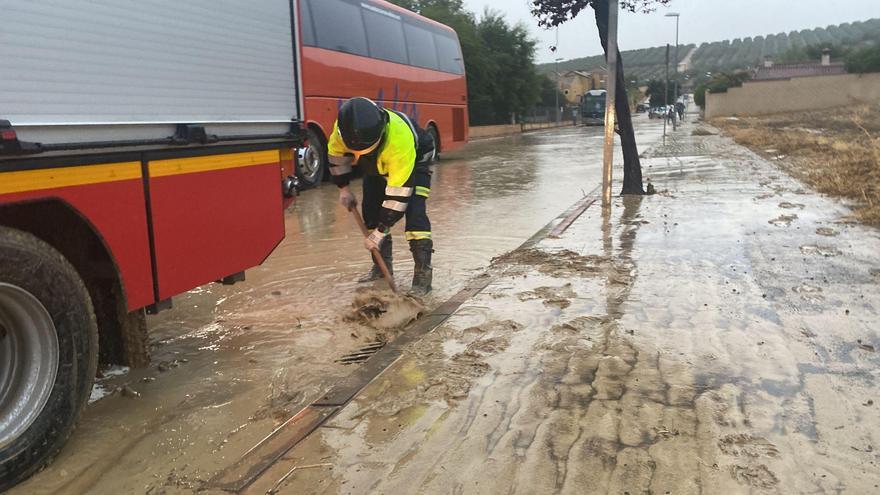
[0,226,99,491]
[298,128,327,187]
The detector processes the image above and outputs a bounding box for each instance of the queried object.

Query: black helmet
[338,97,387,151]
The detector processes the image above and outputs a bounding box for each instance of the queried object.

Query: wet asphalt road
[8,119,666,494]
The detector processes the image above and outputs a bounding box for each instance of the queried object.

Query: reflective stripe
[420,151,433,162]
[385,186,413,197]
[329,155,353,166]
[329,163,353,175]
[396,111,418,139]
[406,231,432,241]
[382,200,408,212]
[415,186,430,198]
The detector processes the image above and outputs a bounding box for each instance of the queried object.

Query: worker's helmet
[337,97,387,152]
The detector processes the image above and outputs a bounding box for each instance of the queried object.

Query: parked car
[649,106,668,119]
[636,103,650,113]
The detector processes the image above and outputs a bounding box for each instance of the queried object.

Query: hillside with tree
[540,18,880,81]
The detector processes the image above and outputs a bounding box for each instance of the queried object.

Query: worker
[327,97,435,296]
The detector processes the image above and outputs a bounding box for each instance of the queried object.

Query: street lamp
[665,12,680,123]
[554,57,563,124]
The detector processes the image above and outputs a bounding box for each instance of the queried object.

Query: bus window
[300,0,316,46]
[403,22,439,70]
[363,7,408,65]
[311,0,368,56]
[435,32,463,74]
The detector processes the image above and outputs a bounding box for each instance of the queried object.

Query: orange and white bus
[295,0,469,185]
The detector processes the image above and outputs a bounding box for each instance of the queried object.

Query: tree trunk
[593,0,644,195]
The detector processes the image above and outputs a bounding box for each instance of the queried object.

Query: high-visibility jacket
[327,109,432,231]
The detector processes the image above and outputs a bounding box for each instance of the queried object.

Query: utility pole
[554,27,561,124]
[666,12,680,126]
[602,0,618,208]
[663,43,669,143]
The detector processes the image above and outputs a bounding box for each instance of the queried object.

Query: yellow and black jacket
[327,109,433,230]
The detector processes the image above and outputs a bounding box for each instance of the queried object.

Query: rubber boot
[358,236,393,283]
[409,239,433,297]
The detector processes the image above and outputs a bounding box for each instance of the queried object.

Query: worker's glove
[364,229,386,252]
[339,187,357,211]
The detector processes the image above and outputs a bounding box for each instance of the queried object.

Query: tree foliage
[644,79,674,107]
[388,0,542,125]
[693,71,751,109]
[529,0,671,28]
[845,45,880,73]
[777,43,849,63]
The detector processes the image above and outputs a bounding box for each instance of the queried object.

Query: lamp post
[665,12,680,126]
[553,26,562,124]
[554,57,563,124]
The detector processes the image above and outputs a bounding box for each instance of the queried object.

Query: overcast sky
[460,0,880,64]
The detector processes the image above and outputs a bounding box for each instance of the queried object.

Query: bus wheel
[0,226,98,491]
[298,128,327,187]
[427,125,440,162]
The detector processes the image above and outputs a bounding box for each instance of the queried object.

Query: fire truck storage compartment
[0,0,302,307]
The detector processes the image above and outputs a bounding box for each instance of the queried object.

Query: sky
[460,0,880,64]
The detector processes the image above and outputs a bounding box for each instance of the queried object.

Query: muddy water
[9,122,664,494]
[247,123,880,494]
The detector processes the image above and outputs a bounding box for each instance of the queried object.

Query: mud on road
[9,122,665,495]
[12,116,879,494]
[253,124,880,494]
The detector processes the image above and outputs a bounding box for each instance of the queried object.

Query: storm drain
[335,342,385,365]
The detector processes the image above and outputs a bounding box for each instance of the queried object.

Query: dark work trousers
[362,161,432,241]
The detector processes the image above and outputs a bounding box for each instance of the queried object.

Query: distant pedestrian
[666,106,676,125]
[675,101,685,122]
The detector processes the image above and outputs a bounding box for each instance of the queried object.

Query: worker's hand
[339,186,357,211]
[364,229,386,252]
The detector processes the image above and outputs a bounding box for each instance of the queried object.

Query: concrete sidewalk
[248,127,880,494]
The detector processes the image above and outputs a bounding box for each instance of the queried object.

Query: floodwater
[9,121,664,494]
[248,124,880,494]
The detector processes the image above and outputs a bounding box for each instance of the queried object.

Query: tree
[846,45,880,74]
[388,1,543,125]
[644,79,673,107]
[540,75,565,108]
[693,71,750,109]
[531,0,671,195]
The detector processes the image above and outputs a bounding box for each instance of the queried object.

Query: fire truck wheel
[0,226,99,491]
[298,128,327,187]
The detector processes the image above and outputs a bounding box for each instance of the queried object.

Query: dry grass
[713,105,880,225]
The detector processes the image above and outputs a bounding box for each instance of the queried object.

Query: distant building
[556,67,606,105]
[753,49,846,81]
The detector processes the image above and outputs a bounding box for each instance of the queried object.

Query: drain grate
[335,342,385,365]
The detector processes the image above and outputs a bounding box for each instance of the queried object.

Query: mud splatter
[778,202,805,209]
[518,283,578,309]
[769,214,798,227]
[493,248,629,281]
[718,434,780,458]
[730,464,780,489]
[816,227,839,237]
[799,245,841,257]
[373,320,521,411]
[792,283,824,302]
[344,289,424,334]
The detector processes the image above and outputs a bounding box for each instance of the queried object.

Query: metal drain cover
[335,342,385,365]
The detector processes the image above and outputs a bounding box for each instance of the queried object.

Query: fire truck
[0,1,304,488]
